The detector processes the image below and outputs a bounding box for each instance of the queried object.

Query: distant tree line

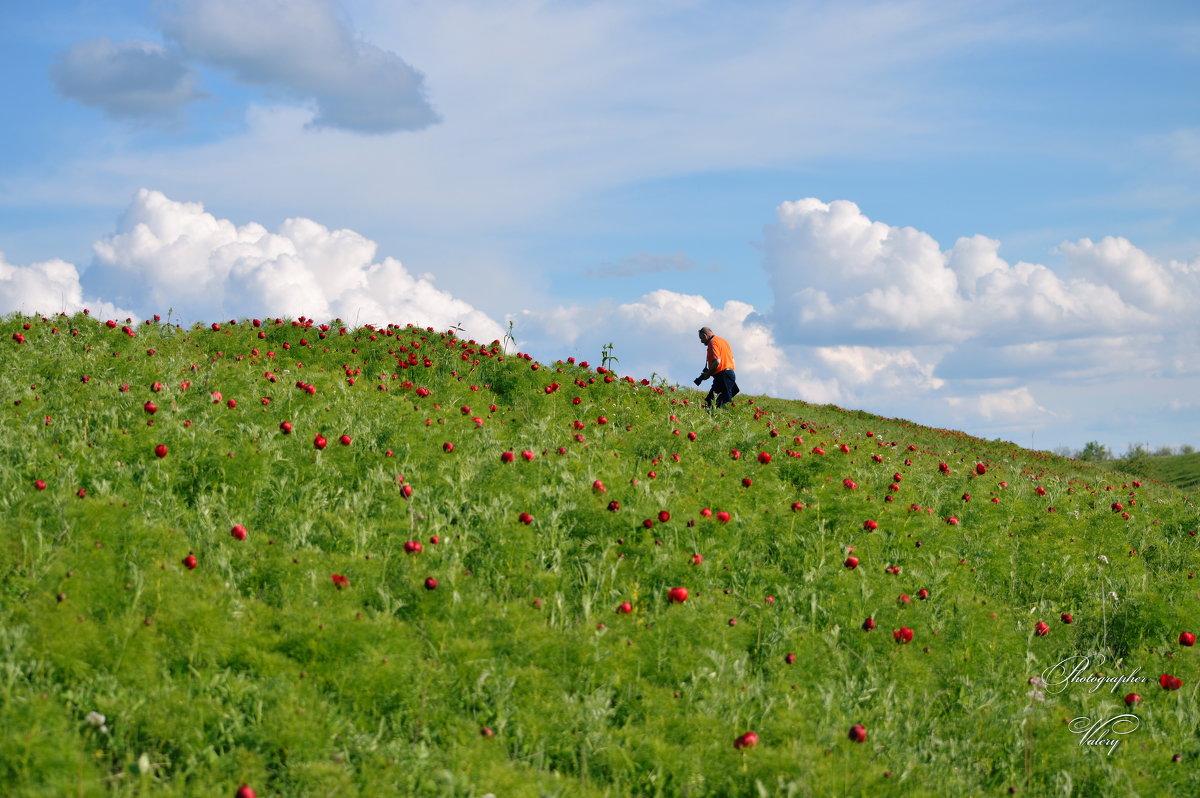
[1053,441,1197,461]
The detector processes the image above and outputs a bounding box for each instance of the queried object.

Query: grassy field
[2,312,1198,797]
[1113,452,1200,493]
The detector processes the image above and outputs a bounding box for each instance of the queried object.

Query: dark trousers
[704,369,739,408]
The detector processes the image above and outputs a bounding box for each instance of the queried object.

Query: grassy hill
[1112,452,1200,493]
[2,312,1198,797]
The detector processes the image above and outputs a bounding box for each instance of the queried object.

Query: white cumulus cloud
[760,198,1198,347]
[0,253,130,320]
[763,198,964,344]
[945,386,1050,426]
[1057,235,1196,314]
[81,189,502,338]
[814,345,946,394]
[755,198,1200,439]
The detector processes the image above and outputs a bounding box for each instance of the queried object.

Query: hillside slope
[2,313,1198,797]
[1112,452,1200,493]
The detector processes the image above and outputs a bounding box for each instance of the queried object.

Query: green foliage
[1076,440,1113,462]
[1,312,1199,796]
[600,342,620,371]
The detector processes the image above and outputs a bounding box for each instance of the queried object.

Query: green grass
[2,313,1199,797]
[1109,452,1200,493]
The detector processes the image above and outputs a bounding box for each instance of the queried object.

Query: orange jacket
[706,336,735,374]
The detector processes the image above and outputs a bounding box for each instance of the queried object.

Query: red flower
[331,573,349,589]
[733,731,758,750]
[893,626,913,644]
[1160,673,1183,691]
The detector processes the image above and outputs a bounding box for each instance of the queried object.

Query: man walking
[694,327,740,408]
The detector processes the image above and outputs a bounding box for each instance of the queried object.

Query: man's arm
[694,339,716,384]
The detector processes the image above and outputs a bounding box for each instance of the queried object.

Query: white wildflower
[1108,591,1119,602]
[1098,555,1109,565]
[85,711,109,734]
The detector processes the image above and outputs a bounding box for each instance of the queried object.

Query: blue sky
[2,0,1198,454]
